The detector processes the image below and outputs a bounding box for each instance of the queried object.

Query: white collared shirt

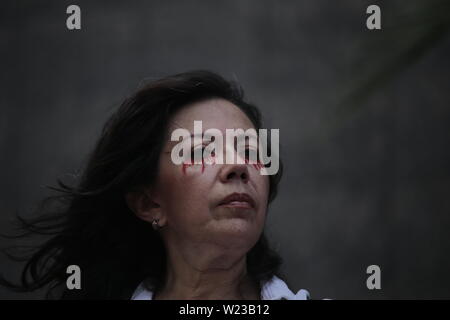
[131,275,310,300]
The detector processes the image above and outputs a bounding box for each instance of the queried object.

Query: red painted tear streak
[244,157,265,171]
[182,163,190,174]
[182,156,214,174]
[253,162,265,171]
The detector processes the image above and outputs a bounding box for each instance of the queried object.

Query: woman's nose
[219,163,249,184]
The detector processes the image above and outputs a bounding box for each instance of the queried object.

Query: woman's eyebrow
[165,132,203,146]
[162,132,204,154]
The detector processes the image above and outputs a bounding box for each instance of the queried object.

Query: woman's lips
[218,193,255,209]
[220,201,253,209]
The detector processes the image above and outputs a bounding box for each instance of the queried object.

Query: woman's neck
[153,244,260,300]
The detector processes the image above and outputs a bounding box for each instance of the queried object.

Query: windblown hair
[1,70,284,299]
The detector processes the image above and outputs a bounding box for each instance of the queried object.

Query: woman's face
[154,98,270,252]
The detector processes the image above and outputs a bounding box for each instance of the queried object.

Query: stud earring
[152,219,160,231]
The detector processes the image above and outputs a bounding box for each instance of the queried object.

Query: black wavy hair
[0,70,284,299]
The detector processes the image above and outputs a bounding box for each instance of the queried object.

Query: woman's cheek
[258,176,270,209]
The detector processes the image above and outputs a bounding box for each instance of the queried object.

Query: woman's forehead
[168,98,255,133]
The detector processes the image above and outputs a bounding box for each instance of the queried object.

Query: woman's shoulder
[130,275,310,300]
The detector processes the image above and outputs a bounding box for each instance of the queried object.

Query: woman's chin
[213,205,256,220]
[207,219,262,244]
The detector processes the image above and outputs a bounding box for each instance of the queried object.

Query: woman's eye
[190,145,207,162]
[243,147,258,161]
[203,146,216,158]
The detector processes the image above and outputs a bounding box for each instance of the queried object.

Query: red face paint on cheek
[252,159,266,171]
[181,153,216,174]
[181,162,192,174]
[253,162,265,171]
[244,157,265,171]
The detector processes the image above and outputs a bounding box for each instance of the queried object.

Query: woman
[1,70,310,300]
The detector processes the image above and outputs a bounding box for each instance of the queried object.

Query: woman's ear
[125,188,166,226]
